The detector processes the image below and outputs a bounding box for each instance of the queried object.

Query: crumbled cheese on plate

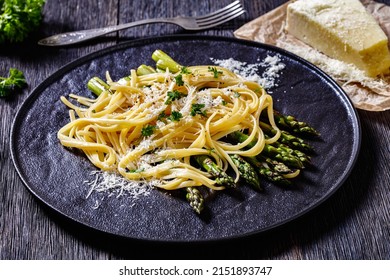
[85,170,157,209]
[210,55,285,90]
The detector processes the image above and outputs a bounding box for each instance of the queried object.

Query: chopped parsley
[165,90,184,105]
[141,124,156,137]
[169,111,183,122]
[222,100,228,106]
[173,67,191,86]
[180,66,191,74]
[158,111,167,121]
[208,66,223,78]
[174,74,184,86]
[254,87,262,94]
[190,103,207,117]
[126,168,145,173]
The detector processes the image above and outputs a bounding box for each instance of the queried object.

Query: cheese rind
[286,0,390,77]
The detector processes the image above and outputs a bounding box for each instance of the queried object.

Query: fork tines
[196,1,245,28]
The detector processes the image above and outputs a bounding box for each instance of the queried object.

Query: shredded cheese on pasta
[57,65,282,191]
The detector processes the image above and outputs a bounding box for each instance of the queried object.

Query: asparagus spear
[262,110,319,137]
[270,141,311,167]
[262,143,304,169]
[256,155,293,174]
[136,64,157,76]
[194,155,236,188]
[245,156,291,186]
[229,154,262,191]
[260,121,314,153]
[87,77,110,96]
[227,131,304,169]
[152,50,182,73]
[185,187,204,214]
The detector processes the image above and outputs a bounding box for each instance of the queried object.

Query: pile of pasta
[57,64,282,192]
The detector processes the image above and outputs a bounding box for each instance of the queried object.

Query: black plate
[10,36,361,242]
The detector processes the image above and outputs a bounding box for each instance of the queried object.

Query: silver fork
[38,1,245,47]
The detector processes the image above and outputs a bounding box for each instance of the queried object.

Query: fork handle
[38,18,172,46]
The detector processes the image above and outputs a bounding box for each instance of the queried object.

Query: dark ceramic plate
[10,36,361,242]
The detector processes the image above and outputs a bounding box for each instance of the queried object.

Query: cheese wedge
[286,0,390,77]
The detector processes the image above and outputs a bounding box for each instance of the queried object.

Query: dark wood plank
[0,0,119,260]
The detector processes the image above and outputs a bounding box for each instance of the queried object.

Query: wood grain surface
[1,0,389,260]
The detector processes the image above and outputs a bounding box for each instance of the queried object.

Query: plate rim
[10,34,362,242]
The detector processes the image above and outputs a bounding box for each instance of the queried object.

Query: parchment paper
[234,0,390,111]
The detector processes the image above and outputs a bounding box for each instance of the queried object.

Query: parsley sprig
[190,103,207,117]
[141,124,156,137]
[158,111,167,121]
[0,0,46,44]
[0,68,27,97]
[208,66,223,78]
[180,66,191,74]
[174,67,191,86]
[174,74,184,86]
[169,111,183,122]
[165,90,184,105]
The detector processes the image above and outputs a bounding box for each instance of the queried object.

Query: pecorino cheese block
[286,0,390,77]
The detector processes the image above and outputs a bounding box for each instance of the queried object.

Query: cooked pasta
[57,63,285,192]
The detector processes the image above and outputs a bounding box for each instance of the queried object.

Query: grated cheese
[85,170,158,208]
[210,55,285,90]
[195,89,214,110]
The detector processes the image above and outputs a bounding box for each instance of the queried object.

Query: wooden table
[1,0,390,260]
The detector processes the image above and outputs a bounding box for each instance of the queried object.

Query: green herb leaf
[190,103,207,117]
[0,68,27,97]
[174,74,184,86]
[165,90,184,105]
[141,124,156,137]
[180,66,191,74]
[158,111,167,121]
[0,0,46,44]
[126,168,145,173]
[169,111,183,122]
[208,66,223,78]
